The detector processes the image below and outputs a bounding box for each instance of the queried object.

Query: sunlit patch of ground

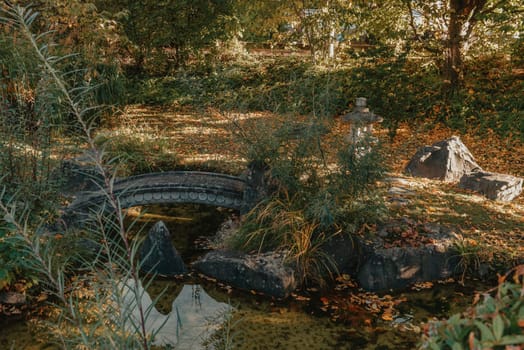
[377,121,524,179]
[373,121,523,265]
[100,105,270,174]
[381,175,523,264]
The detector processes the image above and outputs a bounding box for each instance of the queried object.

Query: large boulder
[318,233,360,275]
[459,171,523,201]
[356,221,459,291]
[405,136,481,182]
[193,250,297,299]
[139,221,187,276]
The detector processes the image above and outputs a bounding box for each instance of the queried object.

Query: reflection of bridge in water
[64,171,261,222]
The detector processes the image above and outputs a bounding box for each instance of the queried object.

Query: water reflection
[121,280,232,349]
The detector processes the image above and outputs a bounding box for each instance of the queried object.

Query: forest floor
[99,104,524,269]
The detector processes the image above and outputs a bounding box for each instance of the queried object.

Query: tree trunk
[293,1,317,64]
[443,0,487,96]
[444,0,466,95]
[305,25,317,63]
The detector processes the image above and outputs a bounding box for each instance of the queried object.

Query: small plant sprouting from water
[451,235,485,285]
[208,306,241,350]
[0,3,165,349]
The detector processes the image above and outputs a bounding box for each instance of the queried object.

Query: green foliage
[421,268,524,350]
[88,62,128,109]
[232,194,339,286]
[0,4,128,215]
[228,112,387,284]
[358,0,523,91]
[0,225,26,289]
[95,0,240,73]
[0,5,167,349]
[0,203,80,292]
[424,55,524,139]
[128,56,387,129]
[236,0,403,62]
[0,18,67,216]
[451,236,483,284]
[128,53,523,141]
[5,0,124,66]
[129,56,354,118]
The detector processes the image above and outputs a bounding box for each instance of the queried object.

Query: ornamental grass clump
[228,109,387,286]
[0,4,168,348]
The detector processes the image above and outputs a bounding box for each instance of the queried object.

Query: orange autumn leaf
[472,293,481,306]
[381,307,394,321]
[468,331,476,350]
[512,265,524,283]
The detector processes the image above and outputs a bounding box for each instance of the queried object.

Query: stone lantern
[342,97,383,145]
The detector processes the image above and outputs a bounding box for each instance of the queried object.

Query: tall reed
[0,3,164,348]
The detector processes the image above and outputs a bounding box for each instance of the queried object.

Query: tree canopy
[1,0,522,96]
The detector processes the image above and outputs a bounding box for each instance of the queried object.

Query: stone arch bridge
[64,171,263,223]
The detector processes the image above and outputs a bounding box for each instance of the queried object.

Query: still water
[132,204,481,349]
[0,204,485,349]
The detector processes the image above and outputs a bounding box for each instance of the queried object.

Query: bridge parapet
[63,171,257,225]
[112,171,247,192]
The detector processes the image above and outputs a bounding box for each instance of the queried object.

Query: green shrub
[228,113,387,285]
[0,226,26,289]
[421,268,524,349]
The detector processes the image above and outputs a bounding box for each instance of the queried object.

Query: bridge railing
[63,171,253,225]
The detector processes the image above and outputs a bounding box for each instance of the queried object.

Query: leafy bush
[421,266,524,350]
[228,112,387,285]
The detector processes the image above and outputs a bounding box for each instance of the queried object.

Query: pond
[127,204,485,349]
[0,204,487,349]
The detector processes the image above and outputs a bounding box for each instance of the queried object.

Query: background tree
[341,0,522,94]
[237,0,358,62]
[95,0,240,72]
[235,0,295,44]
[403,0,523,94]
[3,0,121,62]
